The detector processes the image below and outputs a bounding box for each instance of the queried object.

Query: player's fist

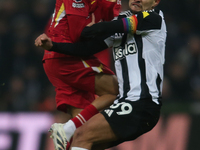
[35,33,53,50]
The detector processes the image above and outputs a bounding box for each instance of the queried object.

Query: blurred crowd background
[0,0,200,113]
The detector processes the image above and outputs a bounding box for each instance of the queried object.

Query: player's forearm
[81,15,138,38]
[49,35,109,56]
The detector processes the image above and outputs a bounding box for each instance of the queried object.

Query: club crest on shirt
[114,43,137,60]
[72,0,85,8]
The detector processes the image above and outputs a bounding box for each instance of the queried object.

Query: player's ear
[153,0,160,8]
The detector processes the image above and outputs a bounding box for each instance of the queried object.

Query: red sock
[71,104,99,128]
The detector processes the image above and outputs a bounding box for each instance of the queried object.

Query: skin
[69,0,161,150]
[35,0,161,149]
[129,0,160,14]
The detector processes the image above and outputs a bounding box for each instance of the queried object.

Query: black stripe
[57,139,64,150]
[120,58,130,98]
[156,73,162,98]
[134,34,152,99]
[156,73,162,105]
[57,132,65,150]
[154,8,160,14]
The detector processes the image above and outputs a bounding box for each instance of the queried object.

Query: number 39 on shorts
[104,102,132,117]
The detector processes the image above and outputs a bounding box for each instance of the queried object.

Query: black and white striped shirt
[105,9,167,105]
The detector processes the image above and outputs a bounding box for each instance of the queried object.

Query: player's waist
[48,32,72,43]
[42,50,72,60]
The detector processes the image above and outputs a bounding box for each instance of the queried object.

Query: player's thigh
[67,105,83,118]
[72,113,118,145]
[95,73,119,96]
[43,59,95,113]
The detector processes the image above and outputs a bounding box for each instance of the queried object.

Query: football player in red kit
[38,0,121,149]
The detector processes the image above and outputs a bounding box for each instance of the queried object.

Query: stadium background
[0,0,200,149]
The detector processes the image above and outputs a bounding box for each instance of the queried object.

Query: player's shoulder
[136,9,164,31]
[137,9,162,21]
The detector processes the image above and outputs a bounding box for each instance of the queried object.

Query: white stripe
[78,114,86,123]
[104,109,109,114]
[108,110,113,117]
[91,67,101,73]
[54,9,66,28]
[76,116,84,125]
[71,147,88,150]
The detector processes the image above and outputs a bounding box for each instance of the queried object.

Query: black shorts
[101,98,161,147]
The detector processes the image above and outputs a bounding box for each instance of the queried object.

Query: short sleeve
[136,11,162,33]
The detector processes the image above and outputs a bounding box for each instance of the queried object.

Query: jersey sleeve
[80,15,138,38]
[136,11,162,34]
[49,35,109,56]
[80,11,162,39]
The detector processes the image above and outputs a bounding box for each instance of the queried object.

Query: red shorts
[43,56,114,113]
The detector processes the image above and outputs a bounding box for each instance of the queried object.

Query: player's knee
[72,127,93,149]
[73,125,93,143]
[73,128,82,140]
[73,128,85,144]
[107,83,119,96]
[111,84,119,95]
[95,75,119,96]
[106,75,119,95]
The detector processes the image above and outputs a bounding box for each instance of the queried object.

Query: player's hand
[35,33,53,50]
[86,13,95,27]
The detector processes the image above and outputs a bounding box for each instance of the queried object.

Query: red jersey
[43,0,121,60]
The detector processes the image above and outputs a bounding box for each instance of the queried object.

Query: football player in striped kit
[35,0,166,149]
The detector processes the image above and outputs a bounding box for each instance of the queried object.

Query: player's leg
[67,105,83,118]
[65,73,119,150]
[70,113,118,150]
[92,73,119,111]
[64,73,119,142]
[43,58,97,150]
[56,73,119,150]
[71,98,162,150]
[46,58,119,149]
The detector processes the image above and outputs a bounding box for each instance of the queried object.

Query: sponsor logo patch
[114,43,137,60]
[72,2,85,8]
[72,0,85,8]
